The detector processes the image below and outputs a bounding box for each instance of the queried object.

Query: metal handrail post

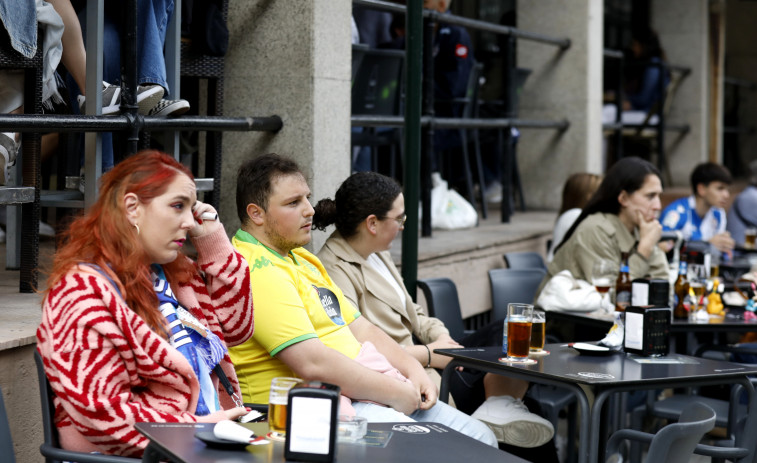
[401,0,423,299]
[121,0,139,155]
[420,16,435,237]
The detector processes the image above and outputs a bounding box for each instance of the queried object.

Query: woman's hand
[190,201,222,237]
[637,210,662,259]
[426,337,463,369]
[194,407,249,422]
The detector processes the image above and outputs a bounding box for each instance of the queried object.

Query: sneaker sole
[149,100,190,117]
[476,416,554,448]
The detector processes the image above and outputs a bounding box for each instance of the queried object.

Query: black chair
[503,251,548,272]
[351,48,405,176]
[488,267,578,462]
[605,402,716,463]
[0,384,16,463]
[34,351,139,463]
[488,268,547,321]
[416,277,474,342]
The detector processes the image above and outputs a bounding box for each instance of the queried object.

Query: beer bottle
[615,252,631,312]
[673,249,689,319]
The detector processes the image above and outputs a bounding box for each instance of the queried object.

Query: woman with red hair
[36,151,254,457]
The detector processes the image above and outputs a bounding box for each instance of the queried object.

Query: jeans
[352,400,498,448]
[68,0,175,169]
[0,0,37,58]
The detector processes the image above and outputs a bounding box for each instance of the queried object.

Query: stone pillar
[223,0,352,250]
[651,0,710,185]
[516,0,604,211]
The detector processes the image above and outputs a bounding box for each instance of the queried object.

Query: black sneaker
[148,98,190,117]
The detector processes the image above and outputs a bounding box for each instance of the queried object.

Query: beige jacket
[538,212,669,298]
[317,232,450,386]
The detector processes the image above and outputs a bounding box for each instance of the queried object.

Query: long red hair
[44,150,197,334]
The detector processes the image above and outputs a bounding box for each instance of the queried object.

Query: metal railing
[353,0,572,296]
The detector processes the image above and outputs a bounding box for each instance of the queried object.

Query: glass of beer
[591,259,615,312]
[529,310,546,353]
[268,377,301,441]
[507,303,533,360]
[745,228,757,250]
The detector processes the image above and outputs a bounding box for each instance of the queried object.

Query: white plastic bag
[535,270,603,312]
[427,172,478,230]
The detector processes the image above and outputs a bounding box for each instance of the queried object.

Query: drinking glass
[746,227,757,250]
[529,310,546,353]
[506,303,533,360]
[268,377,302,441]
[591,259,615,312]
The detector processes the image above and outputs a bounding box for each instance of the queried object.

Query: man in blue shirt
[660,162,734,254]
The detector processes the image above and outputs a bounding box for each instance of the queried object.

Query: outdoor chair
[0,384,16,463]
[488,268,546,320]
[351,47,405,176]
[417,277,474,342]
[605,401,716,463]
[419,276,577,461]
[488,266,577,461]
[503,251,548,272]
[34,350,139,463]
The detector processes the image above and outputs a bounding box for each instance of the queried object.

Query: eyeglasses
[382,213,407,226]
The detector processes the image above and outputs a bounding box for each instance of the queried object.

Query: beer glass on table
[507,303,533,361]
[745,227,757,250]
[529,310,546,353]
[268,377,302,441]
[591,259,615,312]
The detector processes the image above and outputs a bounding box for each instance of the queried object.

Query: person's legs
[410,401,498,448]
[136,0,173,93]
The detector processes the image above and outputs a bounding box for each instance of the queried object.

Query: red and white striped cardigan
[36,228,254,457]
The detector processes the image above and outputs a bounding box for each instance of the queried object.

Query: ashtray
[337,415,367,441]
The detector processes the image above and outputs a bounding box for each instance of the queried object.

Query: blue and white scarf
[152,265,227,416]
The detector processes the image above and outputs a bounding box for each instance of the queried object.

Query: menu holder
[285,381,340,462]
[624,305,670,356]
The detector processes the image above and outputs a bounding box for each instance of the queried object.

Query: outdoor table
[436,344,757,463]
[546,308,757,354]
[136,421,527,463]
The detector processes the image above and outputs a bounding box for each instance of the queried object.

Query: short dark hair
[690,162,732,196]
[313,172,402,238]
[236,154,305,225]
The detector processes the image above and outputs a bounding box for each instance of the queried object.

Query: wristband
[423,345,431,368]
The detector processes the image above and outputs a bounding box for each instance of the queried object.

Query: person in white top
[547,173,602,262]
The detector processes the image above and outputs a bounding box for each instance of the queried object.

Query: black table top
[435,344,757,388]
[135,421,526,463]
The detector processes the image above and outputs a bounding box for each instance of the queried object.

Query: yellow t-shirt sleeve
[250,262,319,357]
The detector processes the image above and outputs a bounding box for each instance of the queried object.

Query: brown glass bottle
[673,250,690,319]
[615,252,631,312]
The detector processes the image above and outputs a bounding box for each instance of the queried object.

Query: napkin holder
[624,305,671,356]
[285,381,341,462]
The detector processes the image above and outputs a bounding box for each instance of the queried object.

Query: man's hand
[709,231,735,255]
[388,379,423,415]
[637,211,662,258]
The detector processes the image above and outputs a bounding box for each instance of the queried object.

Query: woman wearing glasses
[314,172,556,455]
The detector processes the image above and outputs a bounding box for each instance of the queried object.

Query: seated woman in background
[546,172,602,262]
[538,156,669,298]
[314,172,555,454]
[36,151,253,457]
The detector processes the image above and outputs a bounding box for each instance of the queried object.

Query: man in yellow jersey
[229,153,496,446]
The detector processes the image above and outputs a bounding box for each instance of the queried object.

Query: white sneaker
[0,132,18,185]
[484,181,503,204]
[471,395,554,448]
[39,221,55,238]
[77,82,164,116]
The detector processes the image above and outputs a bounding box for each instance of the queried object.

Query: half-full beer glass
[507,303,533,360]
[529,310,546,352]
[268,377,301,441]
